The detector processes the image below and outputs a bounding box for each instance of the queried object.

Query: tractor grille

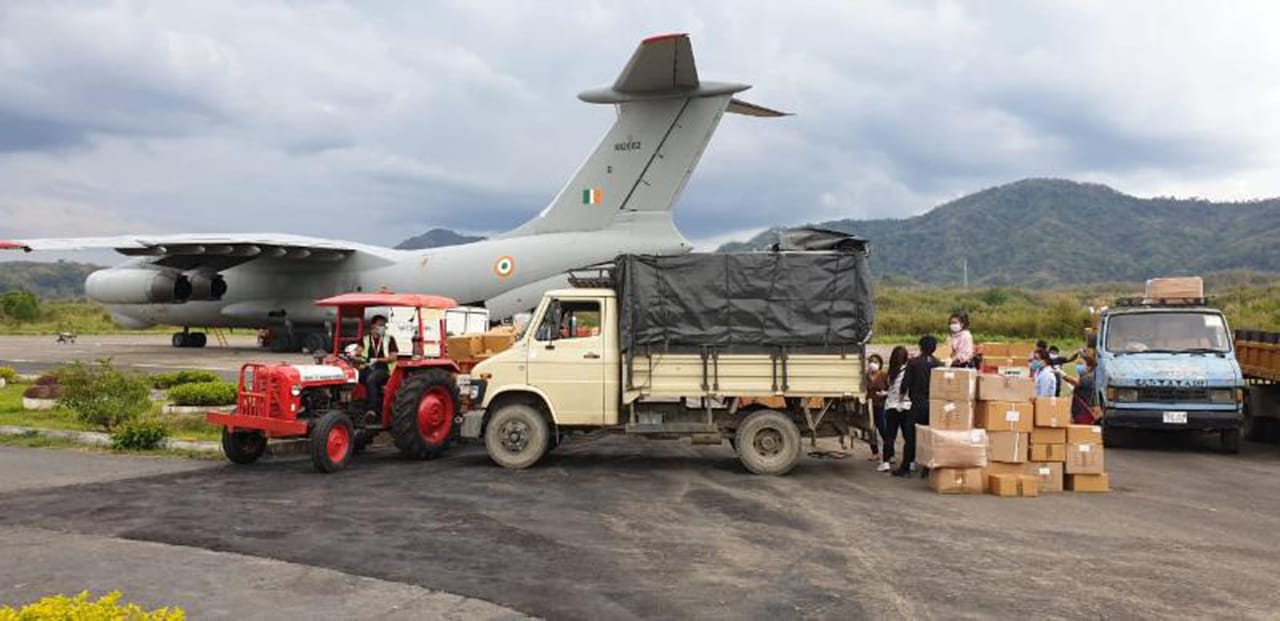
[1136,386,1209,403]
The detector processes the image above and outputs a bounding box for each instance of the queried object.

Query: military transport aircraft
[1,33,785,351]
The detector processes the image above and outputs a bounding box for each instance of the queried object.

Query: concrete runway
[0,333,303,379]
[2,436,1279,619]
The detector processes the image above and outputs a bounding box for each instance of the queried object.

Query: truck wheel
[392,369,459,460]
[1219,428,1241,455]
[310,411,354,473]
[735,409,802,475]
[484,403,549,470]
[1102,425,1120,449]
[221,428,267,465]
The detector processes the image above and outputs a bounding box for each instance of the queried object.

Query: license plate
[1163,411,1188,424]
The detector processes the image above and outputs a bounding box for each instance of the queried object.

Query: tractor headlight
[1107,387,1138,402]
[291,384,302,397]
[1208,388,1237,404]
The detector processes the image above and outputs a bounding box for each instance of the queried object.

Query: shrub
[167,381,237,406]
[0,367,15,384]
[57,360,153,431]
[0,290,40,321]
[151,370,222,389]
[0,590,185,620]
[22,384,63,399]
[35,372,61,386]
[111,418,170,451]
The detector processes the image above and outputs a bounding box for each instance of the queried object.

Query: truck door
[527,298,606,426]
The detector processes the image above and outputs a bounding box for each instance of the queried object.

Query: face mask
[949,323,962,333]
[1076,363,1087,376]
[1030,361,1044,373]
[372,326,385,336]
[868,362,881,373]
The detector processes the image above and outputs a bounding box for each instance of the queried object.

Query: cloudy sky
[1,0,1278,251]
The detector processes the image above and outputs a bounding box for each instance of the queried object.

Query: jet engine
[85,268,192,304]
[186,272,228,301]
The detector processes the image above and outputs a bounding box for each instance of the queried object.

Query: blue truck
[1095,298,1245,453]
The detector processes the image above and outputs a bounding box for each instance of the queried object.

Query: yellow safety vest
[364,332,396,371]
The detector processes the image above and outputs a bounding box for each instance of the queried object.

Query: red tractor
[206,292,467,473]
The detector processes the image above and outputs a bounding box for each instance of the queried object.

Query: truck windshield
[1104,312,1230,354]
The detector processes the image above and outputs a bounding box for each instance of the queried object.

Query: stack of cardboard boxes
[977,342,1037,377]
[445,326,518,361]
[976,374,1040,497]
[919,368,987,494]
[1064,423,1110,492]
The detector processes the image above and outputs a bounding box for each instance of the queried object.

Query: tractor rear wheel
[221,428,267,465]
[310,411,355,473]
[392,369,460,460]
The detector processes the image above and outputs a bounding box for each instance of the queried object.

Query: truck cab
[468,288,621,428]
[1096,300,1245,452]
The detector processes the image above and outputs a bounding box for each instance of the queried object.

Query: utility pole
[963,257,969,289]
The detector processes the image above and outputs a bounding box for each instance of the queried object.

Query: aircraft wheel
[270,332,297,353]
[301,332,327,354]
[191,332,208,348]
[171,332,186,348]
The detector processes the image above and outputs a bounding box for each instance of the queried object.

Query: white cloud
[0,0,1277,248]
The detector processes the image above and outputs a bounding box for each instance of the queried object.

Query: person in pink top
[947,312,975,368]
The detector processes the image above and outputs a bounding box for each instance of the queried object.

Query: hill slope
[0,261,101,299]
[720,179,1280,286]
[394,228,485,250]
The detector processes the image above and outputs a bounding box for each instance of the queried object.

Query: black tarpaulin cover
[616,246,874,354]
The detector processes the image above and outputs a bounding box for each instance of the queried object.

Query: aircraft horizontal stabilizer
[727,97,790,117]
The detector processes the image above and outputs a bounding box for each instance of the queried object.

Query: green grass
[0,301,169,335]
[0,431,219,460]
[0,384,222,442]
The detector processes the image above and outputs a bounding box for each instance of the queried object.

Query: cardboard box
[1065,442,1105,474]
[1007,342,1038,358]
[1030,427,1067,444]
[982,462,1024,491]
[445,335,482,360]
[976,401,1034,433]
[1034,397,1071,428]
[1067,424,1102,445]
[930,367,976,401]
[1145,277,1203,300]
[928,467,984,494]
[980,342,1011,357]
[1030,443,1066,462]
[988,473,1020,497]
[928,399,975,430]
[916,426,988,468]
[977,374,1035,402]
[987,431,1028,463]
[1018,475,1040,497]
[482,329,517,353]
[1023,462,1064,493]
[1066,473,1111,493]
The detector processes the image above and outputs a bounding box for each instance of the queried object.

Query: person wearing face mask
[947,312,975,368]
[361,315,400,416]
[1060,353,1099,424]
[864,353,888,463]
[1031,348,1058,398]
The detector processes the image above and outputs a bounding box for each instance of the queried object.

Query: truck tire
[221,428,267,465]
[735,409,802,476]
[310,411,354,473]
[392,369,459,460]
[1219,428,1241,455]
[484,403,549,470]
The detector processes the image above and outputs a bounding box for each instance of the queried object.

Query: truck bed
[624,351,864,402]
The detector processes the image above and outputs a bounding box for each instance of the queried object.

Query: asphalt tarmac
[0,333,299,379]
[2,435,1279,619]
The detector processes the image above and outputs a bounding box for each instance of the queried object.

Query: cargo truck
[1236,330,1280,444]
[458,232,874,475]
[1095,294,1246,452]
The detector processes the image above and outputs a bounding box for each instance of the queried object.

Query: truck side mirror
[547,301,562,348]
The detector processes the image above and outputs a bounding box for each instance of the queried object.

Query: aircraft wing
[0,233,367,270]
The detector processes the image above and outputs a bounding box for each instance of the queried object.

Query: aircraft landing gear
[172,329,207,348]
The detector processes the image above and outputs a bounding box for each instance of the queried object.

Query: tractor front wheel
[310,411,355,473]
[221,428,267,465]
[392,369,460,460]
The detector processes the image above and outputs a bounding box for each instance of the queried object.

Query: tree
[0,291,40,321]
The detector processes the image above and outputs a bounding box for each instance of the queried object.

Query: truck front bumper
[1104,407,1241,432]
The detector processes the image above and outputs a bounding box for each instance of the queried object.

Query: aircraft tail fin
[500,33,786,238]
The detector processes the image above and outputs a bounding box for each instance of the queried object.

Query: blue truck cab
[1096,299,1245,453]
